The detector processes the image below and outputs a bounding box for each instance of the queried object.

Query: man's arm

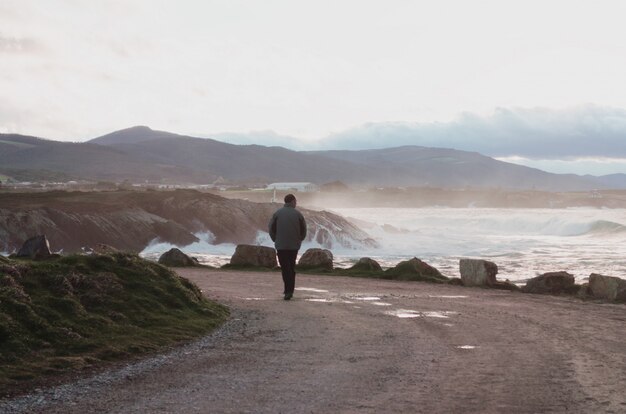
[299,213,307,241]
[269,213,277,242]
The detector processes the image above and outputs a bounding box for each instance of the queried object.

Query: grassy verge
[0,253,228,394]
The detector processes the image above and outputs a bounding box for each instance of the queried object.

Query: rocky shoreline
[0,190,376,254]
[160,244,626,304]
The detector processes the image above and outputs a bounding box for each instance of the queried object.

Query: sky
[1,0,626,175]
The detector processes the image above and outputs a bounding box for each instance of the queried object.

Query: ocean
[141,207,626,284]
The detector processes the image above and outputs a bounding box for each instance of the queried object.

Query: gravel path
[2,269,626,413]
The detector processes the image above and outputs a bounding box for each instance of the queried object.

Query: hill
[0,132,217,183]
[0,126,622,190]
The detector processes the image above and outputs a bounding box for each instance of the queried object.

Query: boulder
[16,235,52,259]
[230,244,277,268]
[298,248,334,271]
[522,271,577,295]
[588,273,626,303]
[349,257,382,272]
[385,257,448,283]
[576,283,591,300]
[459,259,498,287]
[158,248,199,267]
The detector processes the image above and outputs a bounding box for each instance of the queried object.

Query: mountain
[305,147,604,190]
[0,126,622,190]
[89,127,375,183]
[592,174,626,189]
[0,132,217,183]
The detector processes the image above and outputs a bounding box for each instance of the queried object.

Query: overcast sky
[2,0,626,174]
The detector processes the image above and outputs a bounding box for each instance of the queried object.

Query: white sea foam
[139,208,626,283]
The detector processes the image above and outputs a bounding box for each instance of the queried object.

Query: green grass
[0,253,228,394]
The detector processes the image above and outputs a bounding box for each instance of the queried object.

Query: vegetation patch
[0,253,228,394]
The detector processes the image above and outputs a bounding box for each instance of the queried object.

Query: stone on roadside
[349,257,382,272]
[16,235,52,259]
[459,259,498,287]
[522,271,577,295]
[385,257,448,283]
[158,248,199,267]
[229,244,277,268]
[588,273,626,303]
[298,248,334,271]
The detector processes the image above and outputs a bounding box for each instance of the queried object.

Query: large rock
[459,259,498,287]
[158,248,199,267]
[298,248,334,270]
[349,257,382,272]
[522,271,577,295]
[588,273,626,303]
[16,235,52,259]
[385,257,448,283]
[230,244,277,268]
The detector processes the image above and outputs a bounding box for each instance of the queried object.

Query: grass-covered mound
[0,253,228,393]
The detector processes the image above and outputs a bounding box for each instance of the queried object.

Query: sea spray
[140,208,626,283]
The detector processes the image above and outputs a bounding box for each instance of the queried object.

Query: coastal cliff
[0,190,376,253]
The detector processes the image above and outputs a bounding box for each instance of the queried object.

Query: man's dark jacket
[268,202,307,250]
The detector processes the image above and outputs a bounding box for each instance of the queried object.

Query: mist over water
[141,208,626,283]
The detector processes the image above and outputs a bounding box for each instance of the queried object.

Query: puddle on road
[428,295,468,299]
[296,287,329,293]
[242,297,267,301]
[456,345,478,349]
[352,296,382,301]
[385,309,458,319]
[371,302,392,306]
[306,298,333,303]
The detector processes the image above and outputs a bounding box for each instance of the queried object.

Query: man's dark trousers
[277,250,298,294]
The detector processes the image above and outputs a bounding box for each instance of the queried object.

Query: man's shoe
[284,293,293,300]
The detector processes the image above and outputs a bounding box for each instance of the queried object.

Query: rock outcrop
[16,235,52,259]
[522,271,577,295]
[230,245,277,268]
[349,257,382,272]
[588,274,626,303]
[158,248,199,267]
[0,190,376,253]
[298,248,334,271]
[459,259,498,287]
[385,257,448,283]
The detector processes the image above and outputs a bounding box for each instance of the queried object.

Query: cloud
[319,105,626,159]
[0,34,43,53]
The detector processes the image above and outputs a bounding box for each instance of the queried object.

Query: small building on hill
[266,182,319,192]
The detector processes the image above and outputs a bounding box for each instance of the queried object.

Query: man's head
[284,194,296,206]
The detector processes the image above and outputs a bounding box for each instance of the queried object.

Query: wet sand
[9,269,626,413]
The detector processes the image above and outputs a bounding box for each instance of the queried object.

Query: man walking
[269,194,307,300]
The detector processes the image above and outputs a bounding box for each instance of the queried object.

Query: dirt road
[6,269,626,413]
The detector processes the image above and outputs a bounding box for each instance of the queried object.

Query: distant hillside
[592,173,626,189]
[0,127,622,190]
[305,147,604,191]
[0,132,217,183]
[90,127,374,183]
